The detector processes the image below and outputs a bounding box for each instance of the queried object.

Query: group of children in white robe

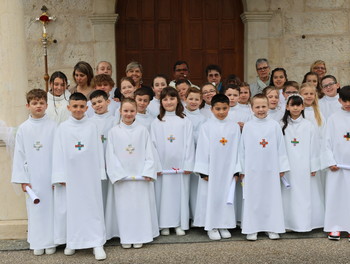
[11,70,350,260]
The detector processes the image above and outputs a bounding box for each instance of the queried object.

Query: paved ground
[1,228,349,264]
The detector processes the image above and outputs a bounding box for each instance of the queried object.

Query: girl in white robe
[280,94,319,231]
[200,83,217,118]
[105,98,159,249]
[263,86,284,122]
[150,87,195,236]
[46,71,70,124]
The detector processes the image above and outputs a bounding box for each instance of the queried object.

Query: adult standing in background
[125,61,154,96]
[310,60,327,80]
[169,61,199,89]
[250,58,271,96]
[69,61,94,99]
[205,64,223,92]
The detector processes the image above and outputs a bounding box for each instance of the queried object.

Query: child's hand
[157,172,162,176]
[59,182,66,186]
[143,176,153,182]
[21,183,31,192]
[329,165,339,171]
[184,171,192,174]
[237,122,244,131]
[279,172,285,177]
[240,174,245,180]
[234,175,239,182]
[113,98,120,102]
[203,176,209,181]
[311,171,316,176]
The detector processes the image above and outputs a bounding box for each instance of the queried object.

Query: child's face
[68,99,88,120]
[51,77,66,97]
[339,98,350,112]
[95,82,112,94]
[272,70,286,89]
[91,96,110,115]
[283,86,299,99]
[266,90,279,110]
[162,95,178,112]
[152,77,167,99]
[26,98,48,119]
[300,87,316,107]
[74,70,88,86]
[286,102,304,120]
[96,62,112,75]
[120,102,137,125]
[185,92,201,111]
[211,102,229,120]
[207,69,221,86]
[202,84,216,104]
[121,80,136,98]
[251,98,268,119]
[321,78,339,97]
[239,86,250,104]
[135,94,150,114]
[176,83,190,101]
[224,88,240,107]
[305,75,318,88]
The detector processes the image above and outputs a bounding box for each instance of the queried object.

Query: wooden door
[116,0,244,87]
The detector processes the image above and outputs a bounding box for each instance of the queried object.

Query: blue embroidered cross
[33,141,42,151]
[75,141,84,150]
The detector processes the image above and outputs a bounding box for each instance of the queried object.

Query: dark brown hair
[26,89,47,104]
[158,87,185,121]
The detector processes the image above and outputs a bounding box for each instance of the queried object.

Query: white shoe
[64,248,75,256]
[219,229,231,239]
[161,228,170,236]
[266,232,280,240]
[207,229,221,240]
[121,244,132,249]
[133,243,143,249]
[175,227,186,236]
[93,246,106,260]
[246,233,258,241]
[45,247,56,255]
[33,249,44,256]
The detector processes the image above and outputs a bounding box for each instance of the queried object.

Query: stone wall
[244,0,350,85]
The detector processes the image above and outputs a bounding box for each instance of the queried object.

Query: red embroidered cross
[344,132,350,141]
[260,139,268,148]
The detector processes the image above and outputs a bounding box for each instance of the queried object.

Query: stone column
[89,13,119,81]
[240,12,273,83]
[0,0,29,239]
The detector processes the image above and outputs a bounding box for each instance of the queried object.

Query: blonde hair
[300,83,323,127]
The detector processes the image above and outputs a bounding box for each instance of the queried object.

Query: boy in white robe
[89,90,117,211]
[52,92,107,260]
[105,98,159,249]
[319,75,342,119]
[12,89,57,256]
[321,86,350,240]
[184,87,207,219]
[240,94,290,241]
[194,94,241,240]
[135,87,155,131]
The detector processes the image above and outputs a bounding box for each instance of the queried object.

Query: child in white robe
[148,75,168,117]
[322,86,350,241]
[200,83,218,118]
[281,94,319,231]
[194,94,241,240]
[46,71,70,124]
[105,98,159,249]
[184,87,207,219]
[240,94,290,241]
[135,87,155,131]
[263,86,284,122]
[89,90,117,211]
[12,89,57,256]
[150,87,195,236]
[319,75,342,119]
[300,83,326,228]
[52,92,106,260]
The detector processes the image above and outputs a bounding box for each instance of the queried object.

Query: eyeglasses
[313,66,326,71]
[202,90,216,95]
[257,66,269,71]
[322,82,336,89]
[175,68,188,72]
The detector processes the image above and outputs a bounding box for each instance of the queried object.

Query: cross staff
[35,6,56,92]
